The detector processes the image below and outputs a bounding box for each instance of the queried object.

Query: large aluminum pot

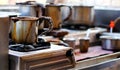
[45,4,72,29]
[64,6,94,26]
[16,1,45,17]
[10,16,53,44]
[100,33,120,51]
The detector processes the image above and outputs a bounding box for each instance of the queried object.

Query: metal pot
[10,16,53,44]
[45,4,72,29]
[16,1,45,17]
[100,33,120,51]
[65,6,94,26]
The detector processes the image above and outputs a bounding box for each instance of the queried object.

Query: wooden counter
[9,44,120,70]
[9,27,120,70]
[9,44,75,70]
[70,49,120,70]
[64,27,120,70]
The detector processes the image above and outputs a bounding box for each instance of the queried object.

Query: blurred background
[0,0,120,7]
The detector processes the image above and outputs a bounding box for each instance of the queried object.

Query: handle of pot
[38,16,53,35]
[9,15,18,38]
[62,6,72,22]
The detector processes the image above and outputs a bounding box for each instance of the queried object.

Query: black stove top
[9,38,50,52]
[62,24,95,30]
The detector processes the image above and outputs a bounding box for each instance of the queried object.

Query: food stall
[1,0,120,70]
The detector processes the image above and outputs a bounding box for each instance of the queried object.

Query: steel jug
[65,6,94,26]
[10,16,53,44]
[16,1,45,17]
[45,4,72,29]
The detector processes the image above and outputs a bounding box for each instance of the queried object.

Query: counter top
[9,44,74,70]
[10,27,120,70]
[9,44,71,57]
[70,48,120,70]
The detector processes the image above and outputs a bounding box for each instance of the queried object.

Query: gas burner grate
[62,24,95,30]
[9,38,50,52]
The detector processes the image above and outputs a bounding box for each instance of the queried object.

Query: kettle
[10,16,53,44]
[45,4,72,29]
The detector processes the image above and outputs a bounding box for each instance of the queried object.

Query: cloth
[74,46,113,61]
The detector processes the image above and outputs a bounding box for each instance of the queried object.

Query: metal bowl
[100,33,120,51]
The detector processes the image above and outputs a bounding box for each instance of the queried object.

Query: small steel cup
[79,37,90,53]
[63,38,76,49]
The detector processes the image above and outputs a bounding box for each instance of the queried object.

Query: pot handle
[38,16,53,35]
[62,6,72,22]
[9,15,18,38]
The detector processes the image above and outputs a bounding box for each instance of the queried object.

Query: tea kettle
[10,16,53,44]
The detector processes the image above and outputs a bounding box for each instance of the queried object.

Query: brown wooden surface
[81,58,120,70]
[9,45,75,70]
[70,51,120,70]
[0,17,9,70]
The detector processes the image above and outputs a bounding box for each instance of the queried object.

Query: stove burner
[9,38,50,52]
[62,24,94,30]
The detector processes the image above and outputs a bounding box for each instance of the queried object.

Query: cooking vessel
[16,1,47,31]
[45,4,72,29]
[64,6,94,26]
[10,16,53,44]
[16,1,45,17]
[100,32,120,51]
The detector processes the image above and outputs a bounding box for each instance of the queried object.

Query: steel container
[100,33,120,51]
[10,16,53,44]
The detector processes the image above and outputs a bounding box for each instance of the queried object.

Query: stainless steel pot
[16,1,45,17]
[45,4,72,29]
[10,16,53,44]
[100,33,120,51]
[65,6,94,26]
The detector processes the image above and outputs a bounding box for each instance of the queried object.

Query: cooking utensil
[63,38,76,48]
[79,37,90,53]
[16,1,45,17]
[85,29,91,38]
[78,29,91,53]
[100,33,120,51]
[10,16,53,44]
[64,6,94,26]
[45,4,72,29]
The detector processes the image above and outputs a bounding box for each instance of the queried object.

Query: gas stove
[62,24,95,30]
[9,38,50,52]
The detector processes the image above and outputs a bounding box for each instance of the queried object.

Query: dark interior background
[94,8,120,27]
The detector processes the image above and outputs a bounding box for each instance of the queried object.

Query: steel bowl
[100,33,120,51]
